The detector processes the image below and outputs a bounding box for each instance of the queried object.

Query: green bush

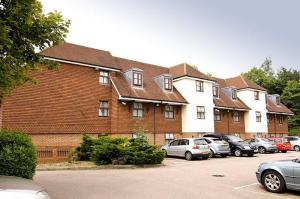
[76,134,94,161]
[0,130,37,179]
[289,128,300,136]
[77,134,164,165]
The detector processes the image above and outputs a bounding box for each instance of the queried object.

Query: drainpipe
[153,104,156,145]
[227,110,230,134]
[274,114,277,137]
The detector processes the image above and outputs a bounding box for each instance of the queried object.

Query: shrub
[0,130,37,179]
[76,134,94,161]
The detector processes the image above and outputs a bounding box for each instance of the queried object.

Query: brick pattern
[214,109,245,135]
[268,114,288,135]
[0,105,2,130]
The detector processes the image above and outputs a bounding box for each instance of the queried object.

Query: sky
[40,0,300,78]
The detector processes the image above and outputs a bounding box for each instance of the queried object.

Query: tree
[281,80,300,130]
[0,0,70,104]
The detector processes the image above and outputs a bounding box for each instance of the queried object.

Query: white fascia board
[214,106,250,111]
[237,88,267,93]
[44,57,121,72]
[162,101,188,105]
[267,112,294,116]
[173,76,215,83]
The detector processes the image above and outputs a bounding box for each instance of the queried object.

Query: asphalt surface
[34,152,300,199]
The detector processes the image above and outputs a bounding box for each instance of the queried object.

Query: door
[293,159,300,189]
[177,139,189,157]
[168,140,180,156]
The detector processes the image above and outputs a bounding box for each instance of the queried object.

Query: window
[278,115,283,124]
[99,101,109,117]
[164,77,172,91]
[276,96,280,105]
[133,72,143,86]
[265,94,268,104]
[214,109,221,121]
[256,111,261,122]
[196,81,204,92]
[165,105,174,119]
[179,139,189,145]
[99,71,109,84]
[213,86,219,97]
[267,115,271,123]
[254,91,259,100]
[233,111,240,122]
[169,140,180,146]
[132,102,143,118]
[197,106,205,119]
[165,133,174,144]
[232,89,237,99]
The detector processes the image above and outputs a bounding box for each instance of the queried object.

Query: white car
[0,175,51,199]
[161,138,210,160]
[285,136,300,151]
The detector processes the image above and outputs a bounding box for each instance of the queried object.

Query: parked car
[161,138,210,160]
[244,138,277,154]
[256,159,300,193]
[203,134,257,157]
[202,137,230,158]
[284,136,300,151]
[268,138,291,153]
[0,175,51,199]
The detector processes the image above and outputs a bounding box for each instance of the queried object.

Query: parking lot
[35,152,300,199]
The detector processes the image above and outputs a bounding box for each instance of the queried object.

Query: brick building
[0,43,293,162]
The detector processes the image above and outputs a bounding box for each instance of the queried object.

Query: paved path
[34,152,300,199]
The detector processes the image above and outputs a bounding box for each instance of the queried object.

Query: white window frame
[196,80,204,92]
[99,101,109,117]
[132,102,144,118]
[133,71,143,86]
[99,71,109,84]
[256,111,261,122]
[165,105,174,119]
[164,77,172,91]
[197,106,205,119]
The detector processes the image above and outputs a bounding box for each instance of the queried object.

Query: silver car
[256,159,300,193]
[285,136,300,151]
[203,137,230,158]
[0,175,51,199]
[161,138,210,161]
[245,138,277,154]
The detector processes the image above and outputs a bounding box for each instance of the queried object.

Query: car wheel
[221,154,227,158]
[234,149,242,157]
[294,145,300,151]
[262,170,286,193]
[281,150,287,153]
[258,147,266,154]
[185,151,193,161]
[209,150,214,158]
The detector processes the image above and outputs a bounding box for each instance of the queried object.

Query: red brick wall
[0,104,2,130]
[214,109,245,135]
[268,114,288,135]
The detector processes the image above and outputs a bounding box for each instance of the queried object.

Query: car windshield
[227,136,243,142]
[194,139,207,145]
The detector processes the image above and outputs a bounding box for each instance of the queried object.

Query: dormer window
[133,71,143,86]
[232,89,237,100]
[213,86,219,97]
[164,77,172,91]
[276,96,280,105]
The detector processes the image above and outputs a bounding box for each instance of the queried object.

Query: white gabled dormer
[154,74,173,92]
[124,68,144,88]
[222,87,237,100]
[268,94,280,105]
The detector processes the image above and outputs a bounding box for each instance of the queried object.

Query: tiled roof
[111,57,188,104]
[213,77,250,110]
[169,63,215,81]
[41,42,119,70]
[267,99,294,115]
[225,75,266,91]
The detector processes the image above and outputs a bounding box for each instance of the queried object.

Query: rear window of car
[194,139,207,145]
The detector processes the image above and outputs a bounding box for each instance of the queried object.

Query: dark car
[203,134,257,157]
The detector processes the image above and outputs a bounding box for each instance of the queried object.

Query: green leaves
[0,0,70,103]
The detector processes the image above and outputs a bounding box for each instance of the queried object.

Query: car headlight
[243,146,251,150]
[36,191,51,199]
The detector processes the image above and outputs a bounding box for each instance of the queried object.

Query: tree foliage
[242,58,300,132]
[0,0,70,103]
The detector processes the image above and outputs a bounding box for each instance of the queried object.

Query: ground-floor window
[165,133,174,144]
[214,109,221,121]
[233,111,240,122]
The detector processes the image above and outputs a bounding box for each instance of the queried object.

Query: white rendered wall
[237,90,268,134]
[173,78,215,133]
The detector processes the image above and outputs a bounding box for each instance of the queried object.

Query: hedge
[0,130,37,179]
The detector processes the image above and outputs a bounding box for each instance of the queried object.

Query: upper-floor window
[232,89,237,100]
[132,102,143,118]
[164,77,172,91]
[165,105,174,119]
[265,94,268,104]
[196,81,204,92]
[197,106,205,119]
[214,109,221,121]
[99,71,109,84]
[233,111,240,122]
[276,96,280,105]
[256,111,261,122]
[213,86,219,97]
[133,72,143,86]
[254,91,259,100]
[99,101,109,117]
[278,115,283,124]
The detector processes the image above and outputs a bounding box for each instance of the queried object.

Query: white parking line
[239,188,292,199]
[234,182,259,190]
